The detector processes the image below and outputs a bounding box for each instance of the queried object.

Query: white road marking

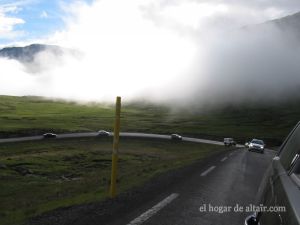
[201,166,216,176]
[221,157,228,162]
[126,193,179,225]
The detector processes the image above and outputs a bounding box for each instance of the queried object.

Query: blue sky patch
[0,0,94,46]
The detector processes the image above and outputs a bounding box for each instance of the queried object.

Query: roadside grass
[0,137,223,225]
[0,95,299,145]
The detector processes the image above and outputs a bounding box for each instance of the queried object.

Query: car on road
[98,130,110,136]
[43,133,57,138]
[171,134,182,140]
[248,139,265,153]
[224,138,236,146]
[245,122,300,225]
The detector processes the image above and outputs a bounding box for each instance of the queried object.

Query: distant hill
[268,11,300,37]
[242,11,300,40]
[0,44,65,63]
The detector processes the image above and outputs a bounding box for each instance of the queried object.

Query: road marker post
[109,96,121,198]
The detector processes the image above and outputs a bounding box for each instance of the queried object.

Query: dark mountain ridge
[0,44,64,63]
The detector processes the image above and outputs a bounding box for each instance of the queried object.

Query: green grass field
[0,95,299,145]
[0,137,222,225]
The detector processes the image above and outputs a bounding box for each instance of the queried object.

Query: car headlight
[249,143,253,147]
[260,146,264,149]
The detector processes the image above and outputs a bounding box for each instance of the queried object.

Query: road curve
[0,132,244,147]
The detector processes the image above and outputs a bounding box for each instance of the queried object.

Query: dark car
[171,134,182,141]
[248,139,265,153]
[43,133,57,138]
[245,122,300,225]
[224,138,236,146]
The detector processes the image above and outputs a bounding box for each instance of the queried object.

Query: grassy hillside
[0,95,299,145]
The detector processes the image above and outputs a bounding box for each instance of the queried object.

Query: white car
[248,139,265,153]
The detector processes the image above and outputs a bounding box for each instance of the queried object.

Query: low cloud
[1,0,300,107]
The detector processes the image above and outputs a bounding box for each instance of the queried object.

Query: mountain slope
[0,44,64,63]
[242,11,300,40]
[269,11,300,37]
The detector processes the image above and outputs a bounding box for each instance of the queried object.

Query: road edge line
[126,193,179,225]
[200,166,216,176]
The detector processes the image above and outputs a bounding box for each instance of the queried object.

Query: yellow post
[109,96,121,198]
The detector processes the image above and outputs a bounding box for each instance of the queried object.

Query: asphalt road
[0,132,244,147]
[105,148,275,225]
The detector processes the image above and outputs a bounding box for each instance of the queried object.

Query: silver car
[98,130,110,136]
[248,139,265,153]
